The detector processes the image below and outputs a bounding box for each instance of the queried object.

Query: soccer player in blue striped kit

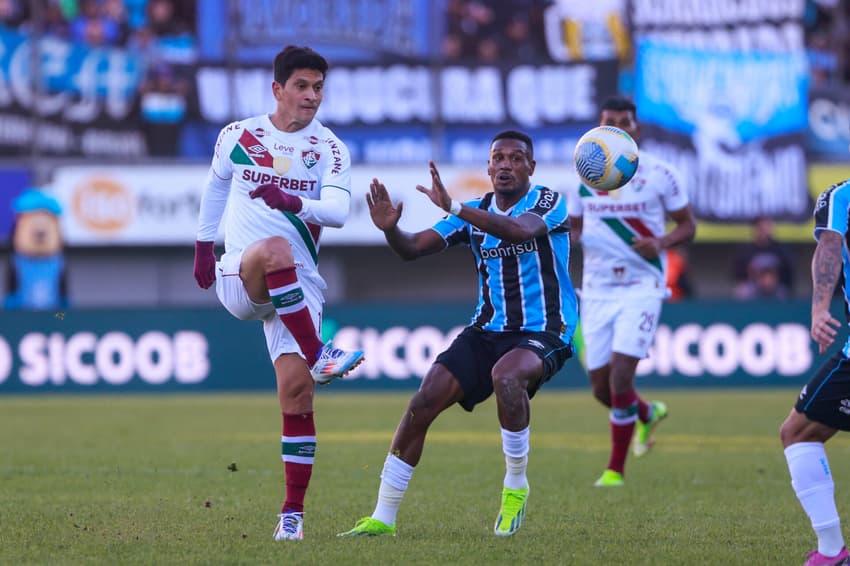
[338,130,578,537]
[780,176,850,566]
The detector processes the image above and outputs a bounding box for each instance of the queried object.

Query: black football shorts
[795,352,850,431]
[435,326,572,412]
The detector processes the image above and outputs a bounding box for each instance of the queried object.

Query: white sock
[785,442,845,556]
[372,453,414,526]
[501,427,530,490]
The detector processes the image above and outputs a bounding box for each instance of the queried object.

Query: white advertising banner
[47,164,580,246]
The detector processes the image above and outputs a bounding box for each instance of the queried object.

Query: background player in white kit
[192,45,364,541]
[566,95,696,487]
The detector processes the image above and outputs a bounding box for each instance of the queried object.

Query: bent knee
[264,236,293,259]
[779,417,797,447]
[405,393,444,426]
[779,409,834,447]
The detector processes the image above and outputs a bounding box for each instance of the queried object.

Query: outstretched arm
[416,161,546,243]
[811,230,843,354]
[367,178,445,261]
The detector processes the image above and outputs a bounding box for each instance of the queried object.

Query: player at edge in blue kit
[780,168,850,565]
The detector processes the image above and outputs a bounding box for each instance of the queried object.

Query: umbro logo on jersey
[841,399,850,415]
[527,339,545,350]
[232,130,274,167]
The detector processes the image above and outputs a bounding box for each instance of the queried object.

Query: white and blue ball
[573,126,639,191]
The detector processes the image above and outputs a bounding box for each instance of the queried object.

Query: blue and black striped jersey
[814,179,850,355]
[431,185,578,341]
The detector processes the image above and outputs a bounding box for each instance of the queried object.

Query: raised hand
[415,161,452,212]
[366,178,403,231]
[249,183,303,213]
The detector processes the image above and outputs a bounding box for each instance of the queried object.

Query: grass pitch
[1,389,845,565]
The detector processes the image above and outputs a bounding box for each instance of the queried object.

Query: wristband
[449,200,462,215]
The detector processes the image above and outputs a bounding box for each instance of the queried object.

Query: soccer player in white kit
[192,45,364,541]
[566,95,696,487]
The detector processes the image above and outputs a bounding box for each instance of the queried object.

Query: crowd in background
[0,0,195,57]
[0,0,197,156]
[442,0,850,86]
[0,0,840,303]
[805,0,850,86]
[443,0,549,63]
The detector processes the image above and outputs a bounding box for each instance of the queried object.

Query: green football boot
[594,469,624,487]
[493,485,529,536]
[633,400,668,457]
[337,516,396,537]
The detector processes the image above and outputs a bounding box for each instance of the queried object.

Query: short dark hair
[273,45,329,85]
[600,95,637,116]
[492,129,534,159]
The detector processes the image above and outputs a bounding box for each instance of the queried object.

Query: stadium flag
[634,41,810,222]
[0,27,148,158]
[628,0,811,223]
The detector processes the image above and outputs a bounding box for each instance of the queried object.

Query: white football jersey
[198,115,351,290]
[566,151,688,298]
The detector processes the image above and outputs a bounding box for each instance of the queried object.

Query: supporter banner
[198,0,435,63]
[195,61,618,129]
[807,86,850,162]
[0,301,821,393]
[634,41,810,222]
[46,164,581,246]
[0,26,148,158]
[628,0,806,51]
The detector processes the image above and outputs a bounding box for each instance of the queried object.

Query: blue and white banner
[197,0,437,64]
[807,86,850,162]
[0,26,148,157]
[634,41,811,221]
[627,0,806,52]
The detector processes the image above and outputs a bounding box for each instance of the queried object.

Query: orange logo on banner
[72,177,133,234]
[449,172,491,200]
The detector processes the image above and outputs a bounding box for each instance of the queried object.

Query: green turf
[0,389,845,565]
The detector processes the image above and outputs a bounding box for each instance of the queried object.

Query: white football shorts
[215,250,324,362]
[580,295,663,371]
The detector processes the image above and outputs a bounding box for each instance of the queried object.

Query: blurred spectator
[132,0,196,63]
[665,245,694,302]
[734,253,792,301]
[503,10,545,62]
[69,0,123,46]
[808,32,838,86]
[0,0,28,28]
[43,1,70,39]
[139,60,188,156]
[443,0,547,63]
[803,0,850,85]
[7,1,197,56]
[732,216,795,295]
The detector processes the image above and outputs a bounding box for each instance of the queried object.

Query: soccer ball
[573,126,639,191]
